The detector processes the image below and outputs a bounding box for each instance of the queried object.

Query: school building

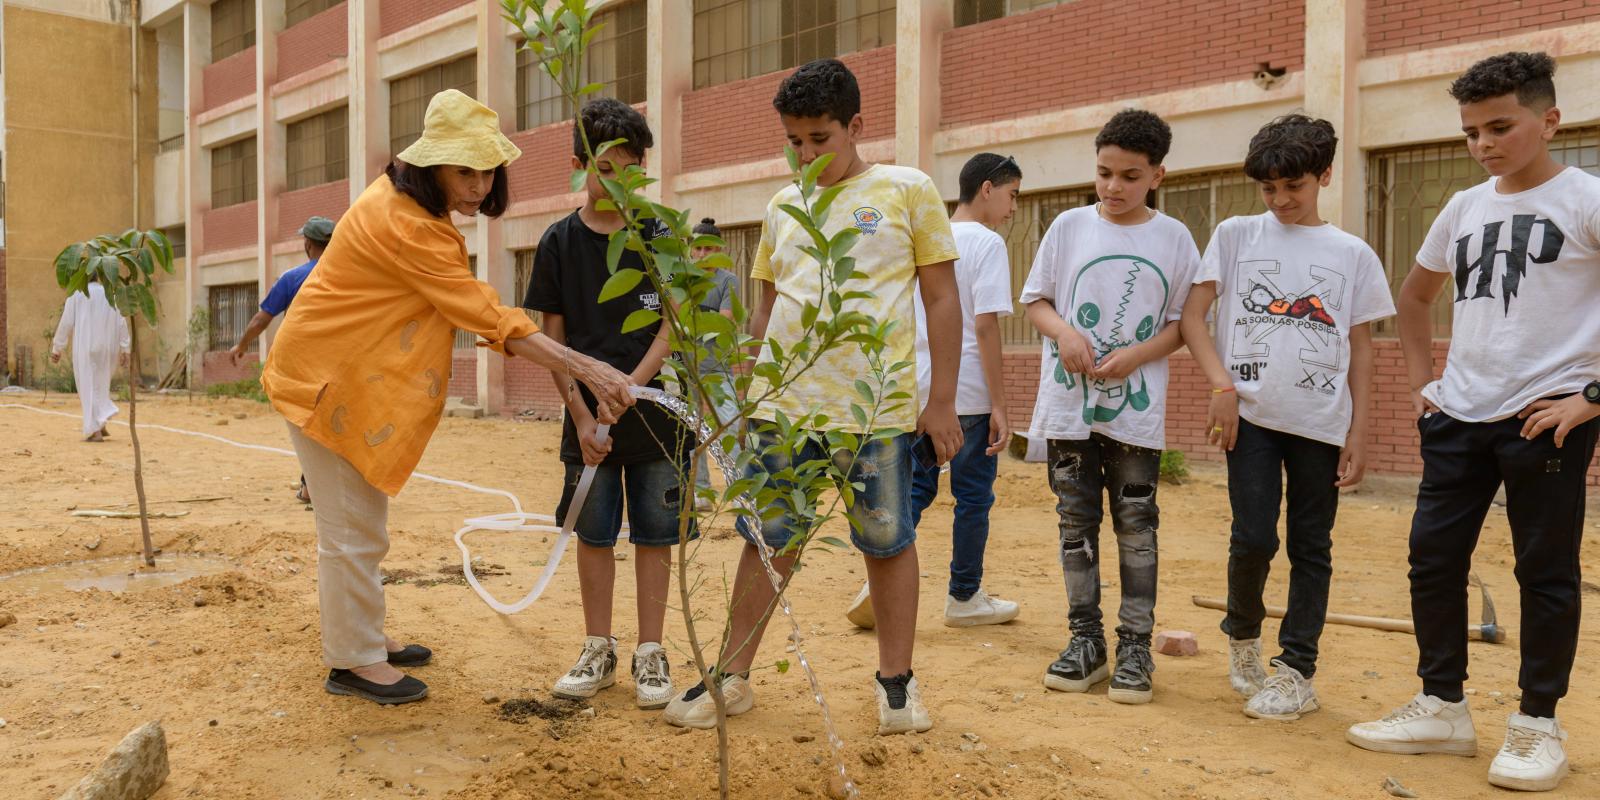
[7,0,1600,478]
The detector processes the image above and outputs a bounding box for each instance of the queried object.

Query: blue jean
[556,458,696,548]
[910,413,997,601]
[735,424,916,559]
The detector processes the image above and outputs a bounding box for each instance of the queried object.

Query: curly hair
[1449,51,1557,109]
[772,58,861,124]
[1094,109,1173,165]
[1244,114,1338,182]
[574,97,654,164]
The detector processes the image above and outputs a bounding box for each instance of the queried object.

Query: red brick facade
[940,1,1305,128]
[201,200,261,253]
[449,350,477,401]
[276,180,351,243]
[201,349,258,386]
[503,357,567,418]
[1366,0,1600,56]
[508,121,579,203]
[277,2,349,82]
[680,46,897,173]
[202,47,257,111]
[378,0,472,38]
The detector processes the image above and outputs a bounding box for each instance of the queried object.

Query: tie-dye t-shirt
[748,164,959,433]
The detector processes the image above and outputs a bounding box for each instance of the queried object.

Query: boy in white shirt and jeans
[1346,52,1600,794]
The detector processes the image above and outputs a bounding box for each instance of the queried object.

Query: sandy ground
[2,392,1599,799]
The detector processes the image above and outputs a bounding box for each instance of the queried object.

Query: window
[209,282,259,351]
[514,248,537,309]
[517,1,647,130]
[455,256,479,350]
[163,226,187,259]
[389,57,477,158]
[1157,170,1266,254]
[692,0,896,89]
[287,106,349,190]
[210,137,257,208]
[990,187,1098,344]
[956,0,1071,26]
[211,0,256,63]
[286,0,341,28]
[717,224,764,322]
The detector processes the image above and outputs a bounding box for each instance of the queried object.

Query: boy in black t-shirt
[522,98,691,711]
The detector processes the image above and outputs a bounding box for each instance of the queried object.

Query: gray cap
[299,216,335,244]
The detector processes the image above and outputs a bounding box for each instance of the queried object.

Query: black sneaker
[1043,636,1108,693]
[324,669,429,705]
[1108,639,1155,705]
[386,644,432,667]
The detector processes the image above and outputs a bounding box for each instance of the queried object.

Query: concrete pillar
[255,0,284,353]
[646,0,692,205]
[894,0,951,173]
[183,1,210,385]
[348,0,385,198]
[1304,0,1364,232]
[474,0,517,413]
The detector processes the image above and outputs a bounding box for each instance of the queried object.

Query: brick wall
[680,46,897,172]
[202,46,257,111]
[278,2,349,82]
[504,357,567,417]
[940,1,1305,129]
[201,349,258,387]
[449,350,477,401]
[276,179,351,242]
[379,0,472,37]
[1367,0,1600,56]
[201,200,261,253]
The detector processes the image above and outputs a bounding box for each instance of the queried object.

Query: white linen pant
[287,422,390,669]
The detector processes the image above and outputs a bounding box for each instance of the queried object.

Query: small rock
[0,718,6,728]
[545,758,568,773]
[976,786,993,798]
[793,782,815,795]
[37,729,54,740]
[208,720,217,727]
[0,612,16,629]
[1153,630,1199,657]
[613,550,628,561]
[215,419,229,426]
[233,413,247,420]
[57,720,169,800]
[824,773,850,800]
[909,742,923,754]
[191,645,205,655]
[1382,776,1418,798]
[584,772,601,788]
[1049,754,1062,767]
[110,650,122,659]
[1248,766,1275,776]
[793,734,815,743]
[1488,690,1503,699]
[860,744,888,767]
[193,598,207,608]
[1012,692,1026,703]
[960,743,975,753]
[580,708,596,718]
[271,711,287,718]
[961,732,981,743]
[1465,688,1477,695]
[482,692,501,705]
[1364,671,1381,679]
[84,537,102,551]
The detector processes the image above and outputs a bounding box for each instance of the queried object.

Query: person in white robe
[50,281,130,442]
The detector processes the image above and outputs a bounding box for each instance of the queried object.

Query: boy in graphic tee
[1022,110,1199,705]
[1346,53,1600,794]
[1180,114,1394,721]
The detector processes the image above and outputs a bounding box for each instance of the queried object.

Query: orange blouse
[262,176,538,495]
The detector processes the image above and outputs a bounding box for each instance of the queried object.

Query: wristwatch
[1585,381,1600,404]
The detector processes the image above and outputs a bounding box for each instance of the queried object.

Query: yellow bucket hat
[396,89,522,170]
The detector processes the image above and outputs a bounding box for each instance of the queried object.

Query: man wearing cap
[227,215,335,369]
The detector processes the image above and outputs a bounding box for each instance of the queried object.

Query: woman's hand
[572,354,634,425]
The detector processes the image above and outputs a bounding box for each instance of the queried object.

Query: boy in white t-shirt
[1346,52,1600,793]
[1022,110,1199,705]
[1180,114,1394,722]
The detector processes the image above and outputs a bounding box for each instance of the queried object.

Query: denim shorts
[555,458,696,548]
[734,424,916,559]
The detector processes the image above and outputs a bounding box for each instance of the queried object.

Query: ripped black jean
[1047,435,1161,642]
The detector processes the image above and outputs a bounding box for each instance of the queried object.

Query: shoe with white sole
[943,589,1019,627]
[875,671,932,735]
[1488,713,1568,792]
[662,672,754,729]
[632,643,674,710]
[551,635,617,700]
[1244,659,1318,720]
[1107,639,1155,705]
[846,582,876,629]
[1228,637,1269,698]
[1043,635,1108,693]
[1346,692,1477,756]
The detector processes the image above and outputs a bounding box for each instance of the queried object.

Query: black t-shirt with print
[523,210,689,466]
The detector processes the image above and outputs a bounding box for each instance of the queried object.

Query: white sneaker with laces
[1488,713,1568,792]
[1244,659,1318,720]
[875,674,932,735]
[1228,637,1269,698]
[943,589,1019,627]
[662,672,754,729]
[551,635,617,700]
[846,582,875,629]
[1346,692,1477,756]
[632,643,674,710]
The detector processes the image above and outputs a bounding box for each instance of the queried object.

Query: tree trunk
[127,321,156,567]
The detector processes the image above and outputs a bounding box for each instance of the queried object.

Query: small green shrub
[205,364,267,403]
[1160,449,1189,484]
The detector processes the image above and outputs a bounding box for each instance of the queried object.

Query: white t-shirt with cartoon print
[1020,206,1200,450]
[1197,212,1396,447]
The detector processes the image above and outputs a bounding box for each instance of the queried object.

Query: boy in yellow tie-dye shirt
[662,58,964,737]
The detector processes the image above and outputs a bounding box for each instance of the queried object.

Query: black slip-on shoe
[324,669,429,705]
[386,644,432,667]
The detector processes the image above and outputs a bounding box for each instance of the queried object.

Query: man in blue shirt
[227,215,334,366]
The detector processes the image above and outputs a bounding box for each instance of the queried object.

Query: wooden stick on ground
[1191,595,1505,643]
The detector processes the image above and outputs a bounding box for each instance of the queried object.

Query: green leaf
[784,145,800,174]
[570,168,587,193]
[54,243,84,288]
[621,308,661,333]
[605,229,629,273]
[818,536,849,549]
[598,267,643,302]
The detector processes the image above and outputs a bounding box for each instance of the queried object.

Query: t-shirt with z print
[748,164,959,433]
[1020,206,1200,451]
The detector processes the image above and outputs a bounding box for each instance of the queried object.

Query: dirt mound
[166,571,275,607]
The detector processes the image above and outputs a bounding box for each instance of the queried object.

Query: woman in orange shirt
[262,90,634,705]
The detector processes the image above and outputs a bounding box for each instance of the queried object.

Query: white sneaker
[875,673,932,735]
[551,635,617,700]
[631,643,674,710]
[846,582,875,629]
[1346,692,1477,756]
[1244,660,1318,720]
[662,672,754,729]
[1228,638,1269,698]
[1488,713,1568,792]
[943,589,1019,627]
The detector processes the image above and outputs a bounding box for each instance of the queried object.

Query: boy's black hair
[692,217,721,237]
[772,58,861,124]
[957,153,1023,204]
[1094,109,1173,165]
[385,161,509,218]
[1244,114,1338,182]
[1450,51,1556,109]
[574,97,654,164]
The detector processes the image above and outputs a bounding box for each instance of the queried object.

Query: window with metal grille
[955,0,1072,26]
[287,106,349,190]
[286,0,341,28]
[389,57,478,158]
[1156,170,1267,255]
[211,0,256,63]
[692,0,896,89]
[454,256,479,350]
[718,224,763,325]
[989,187,1098,345]
[517,1,647,130]
[163,226,187,259]
[514,248,540,313]
[208,282,259,351]
[210,137,258,208]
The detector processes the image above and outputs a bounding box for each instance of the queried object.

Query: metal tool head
[1468,573,1506,644]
